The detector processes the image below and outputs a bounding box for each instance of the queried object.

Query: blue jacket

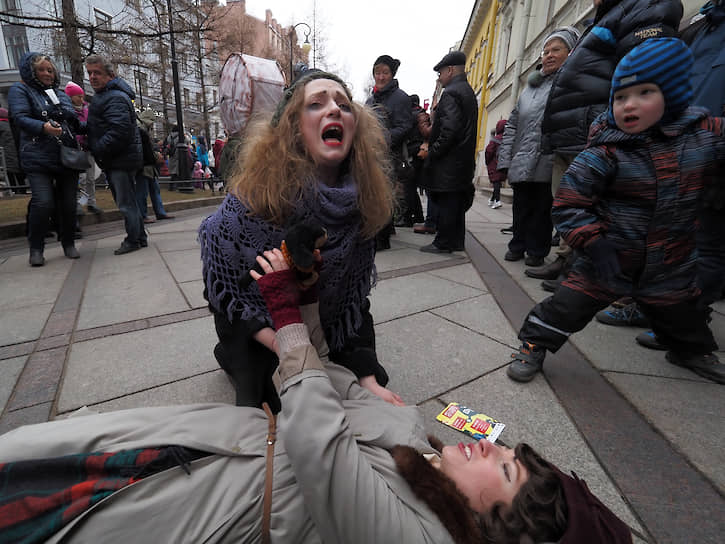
[86,77,142,171]
[7,51,79,174]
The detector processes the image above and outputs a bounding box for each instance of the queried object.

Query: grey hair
[84,54,116,77]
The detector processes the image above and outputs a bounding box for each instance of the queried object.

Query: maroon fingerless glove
[256,269,303,330]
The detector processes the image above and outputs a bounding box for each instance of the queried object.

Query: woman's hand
[43,121,62,137]
[251,249,303,331]
[359,375,405,406]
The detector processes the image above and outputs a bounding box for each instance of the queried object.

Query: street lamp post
[166,0,191,188]
[289,22,312,82]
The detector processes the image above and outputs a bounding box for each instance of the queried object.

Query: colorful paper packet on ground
[436,402,505,443]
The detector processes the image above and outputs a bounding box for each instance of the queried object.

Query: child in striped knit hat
[506,37,725,385]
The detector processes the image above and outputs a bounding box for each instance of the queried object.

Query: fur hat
[433,51,466,72]
[64,81,85,97]
[609,37,693,123]
[543,26,581,52]
[372,55,400,76]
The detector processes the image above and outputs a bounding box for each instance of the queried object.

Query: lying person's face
[439,440,529,513]
[299,79,357,183]
[612,82,665,134]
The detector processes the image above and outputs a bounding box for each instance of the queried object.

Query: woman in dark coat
[8,52,82,266]
[366,54,415,247]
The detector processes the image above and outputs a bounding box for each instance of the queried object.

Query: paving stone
[375,312,512,404]
[42,310,77,337]
[161,249,204,283]
[370,272,482,324]
[427,262,487,290]
[151,231,202,252]
[36,334,71,351]
[179,280,208,309]
[0,402,52,435]
[0,341,34,360]
[9,346,67,410]
[607,372,725,493]
[76,246,188,329]
[432,294,519,348]
[0,265,67,310]
[0,303,53,346]
[58,317,219,412]
[66,369,235,415]
[0,356,27,413]
[147,307,210,328]
[374,247,452,273]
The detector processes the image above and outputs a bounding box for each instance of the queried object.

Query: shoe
[507,342,546,382]
[420,243,452,254]
[63,245,80,259]
[541,278,562,292]
[487,198,494,207]
[140,239,148,248]
[551,232,560,247]
[114,242,140,255]
[29,249,45,267]
[87,204,102,215]
[156,214,175,220]
[611,297,635,309]
[595,302,650,327]
[394,218,414,228]
[524,255,544,267]
[504,250,524,262]
[143,217,156,224]
[500,226,514,235]
[525,255,565,280]
[666,351,725,384]
[491,200,502,209]
[636,330,667,351]
[413,223,436,234]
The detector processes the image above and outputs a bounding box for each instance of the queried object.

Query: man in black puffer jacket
[85,54,145,255]
[418,51,478,254]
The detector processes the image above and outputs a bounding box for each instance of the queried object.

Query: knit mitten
[256,269,302,330]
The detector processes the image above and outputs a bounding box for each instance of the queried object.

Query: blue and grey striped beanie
[608,38,693,124]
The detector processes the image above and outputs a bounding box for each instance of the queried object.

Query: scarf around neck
[199,174,376,350]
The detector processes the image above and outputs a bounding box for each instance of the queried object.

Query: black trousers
[509,182,553,258]
[431,190,467,250]
[520,284,717,356]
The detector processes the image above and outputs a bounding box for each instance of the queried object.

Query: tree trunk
[61,0,85,85]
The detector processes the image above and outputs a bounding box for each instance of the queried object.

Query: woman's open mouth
[322,123,343,147]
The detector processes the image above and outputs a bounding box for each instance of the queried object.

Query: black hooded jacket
[542,0,683,157]
[366,79,414,156]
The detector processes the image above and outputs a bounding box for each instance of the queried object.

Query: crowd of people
[0,0,723,542]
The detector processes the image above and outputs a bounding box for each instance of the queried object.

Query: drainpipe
[509,0,533,103]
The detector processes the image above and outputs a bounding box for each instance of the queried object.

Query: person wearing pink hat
[65,81,101,216]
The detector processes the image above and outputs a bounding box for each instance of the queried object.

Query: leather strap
[262,402,276,544]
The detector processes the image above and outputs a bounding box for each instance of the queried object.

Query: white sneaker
[487,198,494,207]
[492,200,502,209]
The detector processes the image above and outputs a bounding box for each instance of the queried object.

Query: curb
[0,195,225,241]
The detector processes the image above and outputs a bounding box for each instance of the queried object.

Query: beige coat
[0,305,454,544]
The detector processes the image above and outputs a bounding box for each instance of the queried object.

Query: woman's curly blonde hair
[226,76,394,239]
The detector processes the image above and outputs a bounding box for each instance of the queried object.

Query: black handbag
[58,122,91,171]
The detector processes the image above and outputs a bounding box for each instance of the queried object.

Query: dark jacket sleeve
[387,91,415,150]
[92,92,134,159]
[428,92,462,159]
[7,85,45,138]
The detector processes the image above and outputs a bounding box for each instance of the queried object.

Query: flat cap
[433,51,466,72]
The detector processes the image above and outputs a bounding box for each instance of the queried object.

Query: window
[94,9,112,30]
[183,87,190,106]
[178,52,187,73]
[212,89,217,105]
[1,0,19,12]
[3,25,28,69]
[130,28,143,55]
[196,92,202,111]
[125,0,141,11]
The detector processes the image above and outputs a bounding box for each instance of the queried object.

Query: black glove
[585,237,621,282]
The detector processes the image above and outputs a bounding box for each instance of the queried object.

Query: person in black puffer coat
[85,54,145,255]
[8,51,82,267]
[366,55,414,247]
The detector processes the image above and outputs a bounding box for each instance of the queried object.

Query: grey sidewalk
[0,195,723,543]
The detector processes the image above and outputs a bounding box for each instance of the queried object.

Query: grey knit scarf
[199,174,376,350]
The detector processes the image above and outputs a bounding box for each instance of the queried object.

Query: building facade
[462,0,704,185]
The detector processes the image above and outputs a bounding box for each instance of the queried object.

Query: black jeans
[431,190,467,250]
[509,182,553,258]
[26,170,78,250]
